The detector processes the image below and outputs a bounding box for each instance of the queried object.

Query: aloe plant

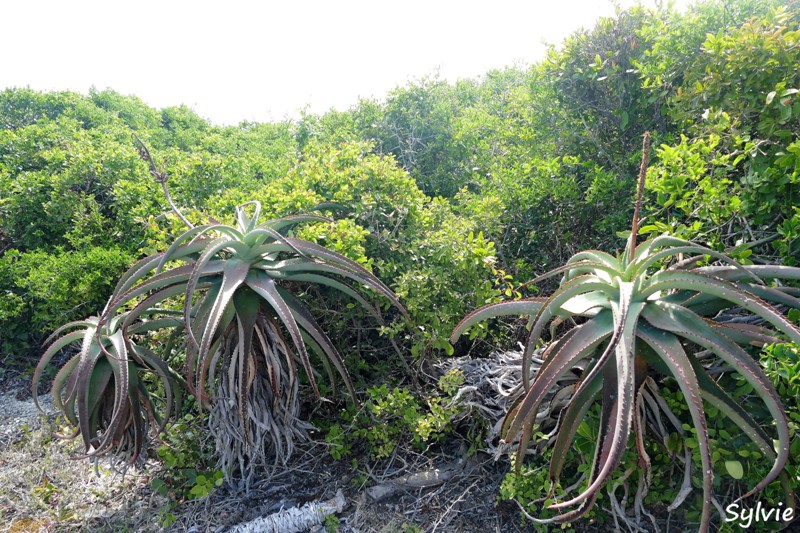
[451,136,800,530]
[36,201,407,478]
[33,313,182,463]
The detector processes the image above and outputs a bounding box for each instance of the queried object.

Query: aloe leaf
[121,284,193,331]
[635,324,712,532]
[85,359,114,426]
[643,271,800,345]
[75,333,105,450]
[537,360,615,524]
[133,345,180,434]
[696,265,800,282]
[642,301,790,497]
[690,357,774,456]
[33,330,86,411]
[116,239,211,298]
[260,214,330,235]
[93,331,131,454]
[236,201,262,233]
[549,359,603,481]
[194,260,250,397]
[567,250,622,271]
[450,298,546,343]
[733,283,800,310]
[50,355,80,426]
[109,252,163,301]
[184,238,250,350]
[243,227,308,255]
[277,288,355,399]
[504,313,613,464]
[550,284,640,510]
[233,289,260,444]
[280,273,383,321]
[271,261,409,320]
[520,260,620,287]
[558,291,610,316]
[103,261,225,329]
[127,367,144,461]
[629,244,761,283]
[40,318,98,348]
[301,331,338,397]
[711,323,782,346]
[246,270,320,397]
[126,317,184,335]
[284,238,376,279]
[158,224,213,267]
[524,275,616,386]
[674,282,800,315]
[158,226,245,271]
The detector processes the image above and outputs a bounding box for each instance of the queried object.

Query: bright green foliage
[151,412,223,527]
[387,211,511,358]
[453,233,800,530]
[0,246,134,354]
[325,369,466,460]
[641,4,800,259]
[363,75,475,198]
[153,415,223,499]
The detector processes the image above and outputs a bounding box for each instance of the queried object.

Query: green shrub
[0,246,133,355]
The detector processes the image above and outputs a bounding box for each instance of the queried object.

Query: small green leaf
[725,460,744,480]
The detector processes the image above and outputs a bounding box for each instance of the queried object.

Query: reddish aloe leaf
[504,312,613,468]
[193,260,250,400]
[277,288,356,399]
[450,298,546,343]
[260,214,331,235]
[92,331,131,455]
[642,301,790,498]
[271,260,409,320]
[697,265,800,282]
[636,324,712,533]
[133,345,181,434]
[233,290,260,445]
[519,260,619,288]
[643,271,800,345]
[183,238,249,351]
[523,275,615,386]
[712,323,782,347]
[629,242,761,283]
[550,285,640,510]
[33,330,86,412]
[246,271,321,398]
[281,273,383,321]
[51,355,80,426]
[549,360,603,481]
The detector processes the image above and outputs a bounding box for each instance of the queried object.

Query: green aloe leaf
[450,298,546,343]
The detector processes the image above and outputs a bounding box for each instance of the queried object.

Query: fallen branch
[227,489,345,533]
[366,453,469,502]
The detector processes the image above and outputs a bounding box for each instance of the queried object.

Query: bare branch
[131,133,194,229]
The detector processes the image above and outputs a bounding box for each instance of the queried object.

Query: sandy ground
[0,374,533,533]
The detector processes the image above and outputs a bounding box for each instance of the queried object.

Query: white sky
[1,0,689,126]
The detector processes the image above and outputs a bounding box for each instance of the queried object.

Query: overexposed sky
[2,0,688,125]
